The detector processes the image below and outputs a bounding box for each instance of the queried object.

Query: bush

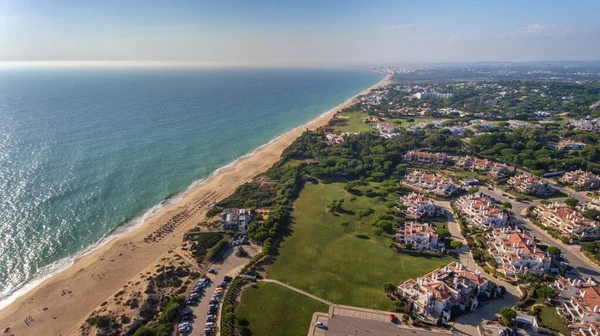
[133,326,157,336]
[208,240,230,261]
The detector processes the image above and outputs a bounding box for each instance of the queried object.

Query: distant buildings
[508,173,555,196]
[486,228,551,277]
[455,156,512,179]
[533,202,600,239]
[556,139,588,150]
[534,111,551,118]
[375,122,399,138]
[395,221,443,251]
[403,151,449,165]
[560,170,600,190]
[221,208,251,232]
[398,192,441,219]
[402,171,460,198]
[397,262,493,323]
[454,193,509,229]
[415,91,454,101]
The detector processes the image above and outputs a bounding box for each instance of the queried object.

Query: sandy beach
[0,73,391,336]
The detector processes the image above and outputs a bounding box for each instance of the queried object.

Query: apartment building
[403,151,449,165]
[533,203,600,239]
[395,221,443,251]
[397,262,493,323]
[560,170,600,190]
[402,170,459,198]
[557,139,588,150]
[398,192,440,219]
[454,193,509,229]
[508,173,555,196]
[486,228,551,277]
[456,156,512,178]
[554,277,600,329]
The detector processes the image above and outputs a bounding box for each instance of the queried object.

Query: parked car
[206,316,216,322]
[389,314,396,322]
[209,304,218,309]
[224,276,232,282]
[179,325,191,333]
[208,269,217,274]
[204,327,216,334]
[220,281,228,287]
[315,322,326,329]
[181,314,193,321]
[205,322,216,328]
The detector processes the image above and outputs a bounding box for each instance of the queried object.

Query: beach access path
[0,74,392,336]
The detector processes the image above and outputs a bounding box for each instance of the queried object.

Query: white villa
[554,277,600,333]
[533,203,600,239]
[402,171,460,198]
[395,221,443,251]
[486,228,551,277]
[508,174,555,196]
[454,193,509,229]
[397,262,493,323]
[398,192,440,219]
[560,170,600,190]
[455,156,512,178]
[403,151,449,165]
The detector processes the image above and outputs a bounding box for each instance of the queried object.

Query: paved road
[185,244,260,336]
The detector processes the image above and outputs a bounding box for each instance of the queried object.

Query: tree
[133,326,157,336]
[565,197,580,208]
[468,187,479,194]
[383,282,396,294]
[499,308,517,326]
[536,286,557,300]
[372,227,383,236]
[450,240,464,250]
[501,201,513,210]
[546,246,562,257]
[584,208,600,220]
[235,246,248,258]
[340,221,350,227]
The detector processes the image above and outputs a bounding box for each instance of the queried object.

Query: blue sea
[0,67,382,307]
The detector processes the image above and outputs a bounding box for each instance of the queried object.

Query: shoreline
[0,73,391,335]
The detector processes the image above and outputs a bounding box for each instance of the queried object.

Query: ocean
[0,67,383,307]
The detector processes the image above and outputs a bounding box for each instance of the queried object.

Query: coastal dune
[0,73,391,336]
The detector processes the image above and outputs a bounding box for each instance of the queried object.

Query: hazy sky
[1,0,599,66]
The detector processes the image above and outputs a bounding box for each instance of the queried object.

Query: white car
[179,325,191,333]
[179,322,191,328]
[315,322,326,329]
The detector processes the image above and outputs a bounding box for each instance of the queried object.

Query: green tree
[546,246,562,257]
[565,198,580,208]
[235,246,248,258]
[133,326,157,336]
[501,201,513,210]
[383,282,396,294]
[499,308,517,326]
[450,240,464,250]
[536,286,557,300]
[372,227,383,236]
[468,187,479,194]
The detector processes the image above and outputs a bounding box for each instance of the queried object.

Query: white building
[486,228,551,277]
[560,170,600,190]
[533,203,600,239]
[415,91,454,100]
[221,208,252,232]
[554,277,600,330]
[397,262,492,323]
[454,193,509,229]
[395,221,443,251]
[402,171,460,198]
[404,151,449,165]
[508,174,555,196]
[398,192,440,219]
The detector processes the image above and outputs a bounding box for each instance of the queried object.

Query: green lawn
[268,182,456,310]
[388,117,434,127]
[330,111,375,133]
[235,282,328,336]
[538,306,570,336]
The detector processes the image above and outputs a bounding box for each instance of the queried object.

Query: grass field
[268,182,456,310]
[538,306,570,336]
[330,111,374,133]
[235,282,328,336]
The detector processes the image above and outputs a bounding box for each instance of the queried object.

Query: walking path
[258,279,334,305]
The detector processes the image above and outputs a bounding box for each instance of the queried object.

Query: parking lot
[317,315,451,336]
[175,238,259,335]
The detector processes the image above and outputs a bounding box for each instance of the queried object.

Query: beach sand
[0,73,391,336]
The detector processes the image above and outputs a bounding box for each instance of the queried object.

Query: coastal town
[4,64,600,336]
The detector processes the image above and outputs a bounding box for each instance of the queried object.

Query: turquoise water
[0,67,382,306]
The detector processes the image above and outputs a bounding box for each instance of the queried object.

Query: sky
[1,0,600,66]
